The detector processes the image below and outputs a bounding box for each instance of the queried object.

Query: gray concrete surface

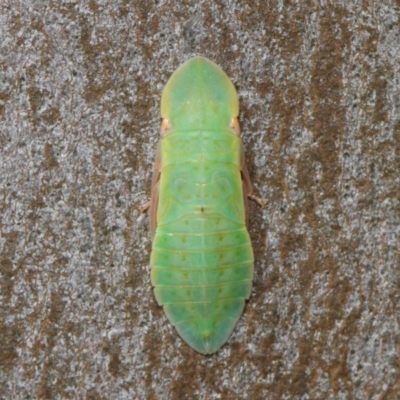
[1,1,399,399]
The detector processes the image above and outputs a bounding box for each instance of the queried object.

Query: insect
[148,56,262,354]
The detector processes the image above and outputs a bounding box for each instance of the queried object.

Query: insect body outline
[148,56,258,354]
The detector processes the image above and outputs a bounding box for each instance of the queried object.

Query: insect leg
[141,142,162,240]
[240,142,266,208]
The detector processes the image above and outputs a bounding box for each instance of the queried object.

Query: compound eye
[230,117,240,136]
[160,118,171,137]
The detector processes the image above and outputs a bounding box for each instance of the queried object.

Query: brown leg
[142,142,162,241]
[240,142,266,208]
[140,201,151,213]
[149,182,159,241]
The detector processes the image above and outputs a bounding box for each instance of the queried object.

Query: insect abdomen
[151,220,253,354]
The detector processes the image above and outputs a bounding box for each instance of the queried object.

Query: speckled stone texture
[1,1,399,399]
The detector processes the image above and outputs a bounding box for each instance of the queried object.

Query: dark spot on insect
[201,207,204,213]
[218,271,224,276]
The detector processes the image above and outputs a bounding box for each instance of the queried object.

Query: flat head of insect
[161,56,239,133]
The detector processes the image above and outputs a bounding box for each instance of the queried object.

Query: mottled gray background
[1,1,399,399]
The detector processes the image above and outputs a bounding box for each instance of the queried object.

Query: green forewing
[150,56,254,354]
